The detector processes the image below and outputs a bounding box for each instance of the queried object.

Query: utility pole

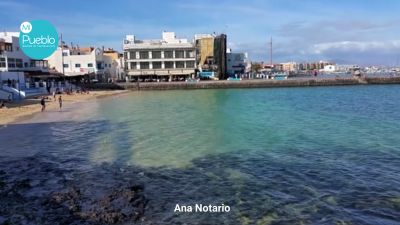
[269,37,273,67]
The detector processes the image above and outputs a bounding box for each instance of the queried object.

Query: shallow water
[1,85,400,224]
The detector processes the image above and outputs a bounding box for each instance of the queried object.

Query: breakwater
[82,76,400,91]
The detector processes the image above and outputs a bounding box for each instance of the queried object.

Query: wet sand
[0,90,127,125]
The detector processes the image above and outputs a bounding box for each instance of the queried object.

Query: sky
[1,0,400,66]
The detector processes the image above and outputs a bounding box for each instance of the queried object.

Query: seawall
[82,77,400,91]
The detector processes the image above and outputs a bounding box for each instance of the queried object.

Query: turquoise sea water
[1,85,400,224]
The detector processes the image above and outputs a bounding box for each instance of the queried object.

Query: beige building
[195,34,227,80]
[280,62,298,72]
[195,35,215,69]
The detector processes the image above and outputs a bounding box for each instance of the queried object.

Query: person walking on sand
[58,95,63,110]
[40,97,46,112]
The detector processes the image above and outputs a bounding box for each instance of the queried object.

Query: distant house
[322,65,336,72]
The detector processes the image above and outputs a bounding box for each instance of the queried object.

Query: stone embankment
[81,76,400,91]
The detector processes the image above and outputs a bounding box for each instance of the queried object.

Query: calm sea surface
[1,85,400,224]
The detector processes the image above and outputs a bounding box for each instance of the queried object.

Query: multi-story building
[46,46,118,82]
[226,48,249,77]
[195,34,227,80]
[0,32,49,75]
[280,62,298,72]
[123,32,196,81]
[0,31,50,95]
[298,61,333,71]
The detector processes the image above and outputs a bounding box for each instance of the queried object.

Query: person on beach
[58,95,63,110]
[53,91,56,101]
[0,100,5,109]
[40,97,46,112]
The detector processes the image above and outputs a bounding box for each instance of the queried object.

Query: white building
[1,32,51,100]
[226,48,249,77]
[123,32,196,81]
[321,64,336,72]
[0,32,49,83]
[47,46,118,82]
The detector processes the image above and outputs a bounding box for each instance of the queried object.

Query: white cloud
[312,40,400,54]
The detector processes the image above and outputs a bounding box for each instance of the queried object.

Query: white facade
[0,32,49,73]
[46,47,118,81]
[227,49,248,76]
[0,32,48,87]
[123,32,196,79]
[322,65,336,72]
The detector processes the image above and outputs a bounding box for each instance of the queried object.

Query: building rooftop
[63,46,95,56]
[0,32,20,43]
[123,32,193,50]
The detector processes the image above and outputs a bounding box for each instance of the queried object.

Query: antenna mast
[269,37,273,67]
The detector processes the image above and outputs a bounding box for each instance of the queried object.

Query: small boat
[227,77,242,81]
[271,73,288,80]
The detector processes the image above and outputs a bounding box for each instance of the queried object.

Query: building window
[16,59,23,68]
[186,61,195,68]
[124,52,128,59]
[139,51,149,59]
[97,63,103,69]
[0,58,6,68]
[130,62,136,70]
[7,58,16,68]
[75,63,81,68]
[152,51,161,59]
[88,63,93,67]
[24,62,28,68]
[5,44,12,52]
[164,51,173,59]
[63,64,69,68]
[176,61,185,68]
[62,52,68,56]
[165,61,174,69]
[186,50,195,58]
[140,62,149,69]
[175,50,184,59]
[152,62,161,69]
[104,64,107,68]
[129,51,136,59]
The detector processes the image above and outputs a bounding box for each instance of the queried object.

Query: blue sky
[1,0,400,65]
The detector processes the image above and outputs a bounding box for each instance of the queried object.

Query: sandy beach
[0,90,127,125]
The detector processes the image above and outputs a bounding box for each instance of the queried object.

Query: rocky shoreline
[0,156,148,225]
